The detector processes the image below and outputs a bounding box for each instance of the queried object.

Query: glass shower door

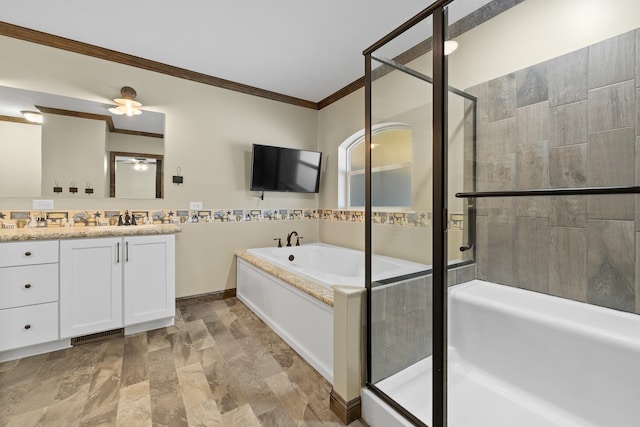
[367,51,434,425]
[363,3,478,426]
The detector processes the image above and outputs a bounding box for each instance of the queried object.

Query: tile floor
[0,297,369,427]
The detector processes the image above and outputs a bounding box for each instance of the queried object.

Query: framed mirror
[110,152,163,198]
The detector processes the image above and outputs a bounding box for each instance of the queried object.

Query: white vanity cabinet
[123,234,175,326]
[60,234,175,339]
[59,237,123,338]
[0,241,60,352]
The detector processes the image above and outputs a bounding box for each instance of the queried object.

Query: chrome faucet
[286,231,299,247]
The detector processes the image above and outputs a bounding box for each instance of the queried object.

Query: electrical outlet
[189,201,203,210]
[32,199,54,210]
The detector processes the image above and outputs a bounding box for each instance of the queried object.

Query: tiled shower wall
[465,29,640,314]
[370,263,475,383]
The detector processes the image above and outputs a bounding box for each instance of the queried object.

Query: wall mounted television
[250,144,322,193]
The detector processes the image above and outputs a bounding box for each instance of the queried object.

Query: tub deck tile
[235,250,335,306]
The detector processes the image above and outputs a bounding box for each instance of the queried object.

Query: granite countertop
[0,224,181,242]
[235,250,334,307]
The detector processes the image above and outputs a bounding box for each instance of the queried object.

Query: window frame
[338,122,412,210]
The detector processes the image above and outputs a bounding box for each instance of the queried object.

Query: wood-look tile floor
[0,297,369,427]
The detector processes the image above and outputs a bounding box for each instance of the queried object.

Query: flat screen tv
[250,144,322,193]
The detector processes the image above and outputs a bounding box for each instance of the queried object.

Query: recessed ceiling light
[444,40,459,56]
[21,110,42,123]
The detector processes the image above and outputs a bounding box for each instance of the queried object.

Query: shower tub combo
[364,280,640,427]
[236,243,640,426]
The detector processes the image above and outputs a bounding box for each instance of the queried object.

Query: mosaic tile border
[0,208,464,229]
[319,209,464,230]
[0,209,321,228]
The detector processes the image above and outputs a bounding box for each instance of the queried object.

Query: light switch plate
[33,199,54,210]
[189,201,203,210]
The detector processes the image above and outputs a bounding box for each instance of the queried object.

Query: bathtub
[363,280,640,427]
[236,243,429,382]
[247,243,428,288]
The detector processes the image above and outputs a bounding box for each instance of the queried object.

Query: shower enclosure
[362,1,640,426]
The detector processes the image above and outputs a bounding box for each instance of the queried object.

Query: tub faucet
[286,231,298,247]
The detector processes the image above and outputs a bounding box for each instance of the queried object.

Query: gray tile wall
[370,275,432,383]
[370,264,476,383]
[467,29,640,315]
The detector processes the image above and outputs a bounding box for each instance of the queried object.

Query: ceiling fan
[116,156,157,171]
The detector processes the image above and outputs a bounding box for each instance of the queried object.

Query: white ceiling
[0,0,495,103]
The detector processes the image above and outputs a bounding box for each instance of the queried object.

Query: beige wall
[41,114,108,198]
[176,220,318,297]
[448,0,640,91]
[107,133,164,156]
[0,121,41,197]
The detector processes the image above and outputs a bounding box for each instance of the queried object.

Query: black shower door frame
[364,2,453,427]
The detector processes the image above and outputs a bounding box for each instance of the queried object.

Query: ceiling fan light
[108,106,125,115]
[109,86,143,117]
[133,161,149,171]
[113,98,142,108]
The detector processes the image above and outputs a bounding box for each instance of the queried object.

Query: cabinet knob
[25,251,32,256]
[24,284,31,289]
[24,324,31,330]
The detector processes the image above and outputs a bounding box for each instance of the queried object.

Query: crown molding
[35,105,164,138]
[1,1,522,112]
[0,115,35,125]
[0,21,318,110]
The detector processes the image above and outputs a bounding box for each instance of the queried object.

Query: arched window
[338,123,412,209]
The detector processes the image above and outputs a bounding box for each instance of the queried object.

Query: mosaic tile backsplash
[0,208,464,230]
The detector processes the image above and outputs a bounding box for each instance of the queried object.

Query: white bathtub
[237,243,429,383]
[364,280,640,427]
[247,243,428,288]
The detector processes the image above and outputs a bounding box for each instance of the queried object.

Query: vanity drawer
[0,241,59,267]
[0,264,59,309]
[0,302,59,352]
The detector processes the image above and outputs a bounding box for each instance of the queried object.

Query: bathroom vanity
[0,225,180,362]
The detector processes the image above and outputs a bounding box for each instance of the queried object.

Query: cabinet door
[60,238,123,338]
[123,234,175,325]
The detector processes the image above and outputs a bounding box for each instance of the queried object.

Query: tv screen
[250,144,322,193]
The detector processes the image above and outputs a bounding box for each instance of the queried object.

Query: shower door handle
[460,199,475,252]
